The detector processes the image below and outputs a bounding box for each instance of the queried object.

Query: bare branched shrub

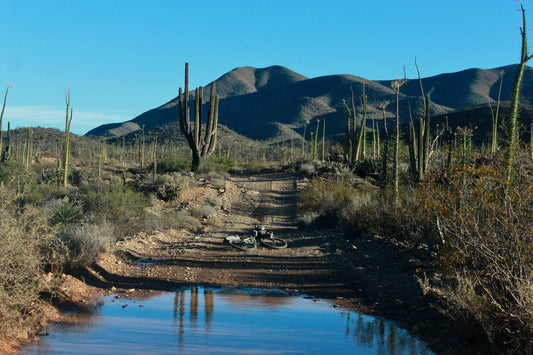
[299,175,375,229]
[0,190,66,339]
[435,162,533,352]
[341,185,437,249]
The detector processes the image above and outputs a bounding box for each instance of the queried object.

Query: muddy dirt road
[84,172,472,354]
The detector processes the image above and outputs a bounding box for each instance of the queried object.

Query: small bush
[157,183,182,201]
[0,161,27,182]
[298,162,316,175]
[68,168,84,186]
[210,177,226,190]
[341,186,436,249]
[155,157,189,173]
[59,222,115,268]
[83,187,147,238]
[24,183,71,206]
[40,168,64,185]
[174,212,202,231]
[200,156,236,173]
[130,174,152,193]
[44,197,83,226]
[191,205,217,220]
[299,175,373,227]
[147,210,202,232]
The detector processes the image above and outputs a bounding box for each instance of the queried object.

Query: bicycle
[225,226,287,251]
[224,235,257,251]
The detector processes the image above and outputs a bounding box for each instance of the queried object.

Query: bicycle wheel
[260,237,287,249]
[229,238,257,251]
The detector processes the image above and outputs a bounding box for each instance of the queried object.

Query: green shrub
[24,183,71,206]
[157,183,182,201]
[83,187,147,238]
[68,168,85,186]
[199,156,236,173]
[130,173,152,193]
[0,161,27,182]
[45,197,83,225]
[155,156,189,173]
[40,168,64,185]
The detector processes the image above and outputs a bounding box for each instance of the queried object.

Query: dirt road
[86,172,472,354]
[92,173,353,298]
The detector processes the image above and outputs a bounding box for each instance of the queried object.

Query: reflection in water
[24,287,433,354]
[173,288,215,348]
[341,312,431,355]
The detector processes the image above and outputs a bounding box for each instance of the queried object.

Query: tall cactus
[313,119,320,160]
[342,84,367,164]
[3,121,12,161]
[63,89,73,186]
[24,127,33,171]
[178,63,219,172]
[408,95,431,181]
[0,85,12,162]
[490,70,505,156]
[343,99,352,162]
[391,79,403,201]
[358,81,368,160]
[507,4,533,186]
[321,118,326,161]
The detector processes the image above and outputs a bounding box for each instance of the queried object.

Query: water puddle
[23,287,433,354]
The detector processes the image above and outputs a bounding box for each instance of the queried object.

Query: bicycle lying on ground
[224,226,287,251]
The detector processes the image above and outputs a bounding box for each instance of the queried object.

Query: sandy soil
[11,172,478,354]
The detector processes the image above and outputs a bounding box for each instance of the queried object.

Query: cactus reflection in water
[26,287,432,354]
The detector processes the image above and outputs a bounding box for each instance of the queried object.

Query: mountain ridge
[86,64,533,140]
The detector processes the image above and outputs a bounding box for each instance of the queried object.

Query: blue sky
[0,0,529,135]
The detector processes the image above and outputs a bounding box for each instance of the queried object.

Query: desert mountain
[86,64,533,141]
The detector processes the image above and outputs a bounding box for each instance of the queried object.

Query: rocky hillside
[86,64,533,141]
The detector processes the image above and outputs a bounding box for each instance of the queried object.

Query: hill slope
[86,64,533,141]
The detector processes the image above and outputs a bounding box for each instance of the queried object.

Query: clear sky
[0,0,530,135]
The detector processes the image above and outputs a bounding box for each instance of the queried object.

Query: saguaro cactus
[178,63,219,172]
[0,85,12,162]
[3,122,12,161]
[24,127,33,171]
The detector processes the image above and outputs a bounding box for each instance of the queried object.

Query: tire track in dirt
[225,172,299,232]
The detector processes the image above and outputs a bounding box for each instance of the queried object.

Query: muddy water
[23,287,433,354]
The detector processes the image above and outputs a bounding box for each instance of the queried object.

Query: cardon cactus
[178,63,219,172]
